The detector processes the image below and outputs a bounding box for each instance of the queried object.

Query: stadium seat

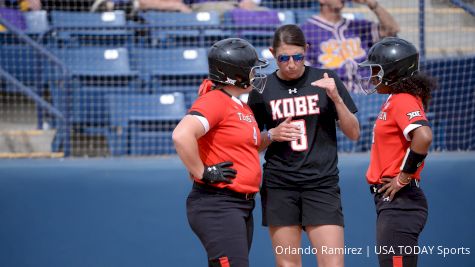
[50,11,132,47]
[0,45,43,91]
[130,47,208,87]
[159,86,198,109]
[226,9,293,47]
[47,47,140,133]
[106,92,186,155]
[140,11,225,47]
[24,10,49,35]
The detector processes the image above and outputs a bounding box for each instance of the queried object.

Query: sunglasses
[277,53,305,63]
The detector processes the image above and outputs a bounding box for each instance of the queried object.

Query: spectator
[1,0,41,10]
[301,0,399,93]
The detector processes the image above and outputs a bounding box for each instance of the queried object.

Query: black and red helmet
[208,38,268,93]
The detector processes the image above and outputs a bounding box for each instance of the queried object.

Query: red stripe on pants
[219,256,230,267]
[393,255,403,267]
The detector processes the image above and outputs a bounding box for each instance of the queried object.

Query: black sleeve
[247,90,267,131]
[327,70,358,119]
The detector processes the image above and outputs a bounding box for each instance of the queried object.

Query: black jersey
[248,67,358,188]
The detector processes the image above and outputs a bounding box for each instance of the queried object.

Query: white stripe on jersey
[193,115,210,134]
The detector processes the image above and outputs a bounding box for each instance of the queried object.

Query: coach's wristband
[400,149,427,174]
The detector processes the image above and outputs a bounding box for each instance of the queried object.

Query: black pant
[372,181,428,267]
[186,183,255,267]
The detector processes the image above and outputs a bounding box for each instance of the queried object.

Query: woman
[172,38,268,267]
[358,37,435,267]
[247,24,360,267]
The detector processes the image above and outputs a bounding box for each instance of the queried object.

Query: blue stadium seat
[106,92,186,155]
[24,10,49,35]
[0,45,43,91]
[226,9,292,47]
[51,47,138,77]
[50,11,132,47]
[140,11,225,47]
[47,47,140,130]
[130,47,208,87]
[159,85,198,109]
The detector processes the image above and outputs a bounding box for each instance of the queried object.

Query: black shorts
[261,176,344,227]
[187,183,255,267]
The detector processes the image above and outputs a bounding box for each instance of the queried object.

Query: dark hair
[272,24,307,51]
[390,72,437,108]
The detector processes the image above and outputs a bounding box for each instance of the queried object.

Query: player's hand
[270,117,302,142]
[201,161,237,184]
[378,175,407,201]
[311,73,341,103]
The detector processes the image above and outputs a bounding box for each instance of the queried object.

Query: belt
[370,179,420,194]
[193,182,256,200]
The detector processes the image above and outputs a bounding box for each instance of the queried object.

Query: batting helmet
[208,38,268,93]
[358,37,419,94]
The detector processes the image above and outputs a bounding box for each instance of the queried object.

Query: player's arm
[396,126,433,183]
[354,0,400,37]
[173,113,237,184]
[173,115,206,179]
[380,126,432,200]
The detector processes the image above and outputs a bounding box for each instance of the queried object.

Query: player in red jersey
[172,38,268,267]
[358,37,437,267]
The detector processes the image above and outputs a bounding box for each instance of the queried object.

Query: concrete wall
[0,153,474,266]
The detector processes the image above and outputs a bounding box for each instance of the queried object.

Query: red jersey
[189,89,261,193]
[366,93,429,184]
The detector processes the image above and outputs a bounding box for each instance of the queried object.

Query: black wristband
[401,149,427,174]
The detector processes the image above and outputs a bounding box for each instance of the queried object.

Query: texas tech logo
[407,110,422,120]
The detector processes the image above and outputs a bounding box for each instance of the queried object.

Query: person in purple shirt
[301,0,399,93]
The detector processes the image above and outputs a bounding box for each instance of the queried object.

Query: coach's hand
[270,117,302,142]
[201,161,237,184]
[311,73,341,103]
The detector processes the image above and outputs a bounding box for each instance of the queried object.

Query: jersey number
[290,119,308,151]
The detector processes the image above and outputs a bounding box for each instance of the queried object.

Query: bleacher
[1,1,474,157]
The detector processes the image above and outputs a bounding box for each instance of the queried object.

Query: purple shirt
[301,16,380,93]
